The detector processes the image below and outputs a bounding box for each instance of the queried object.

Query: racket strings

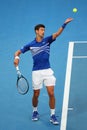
[17,77,29,94]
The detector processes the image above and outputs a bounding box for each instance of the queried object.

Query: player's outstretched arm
[14,50,22,67]
[52,18,73,40]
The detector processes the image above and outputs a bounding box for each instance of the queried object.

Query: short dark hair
[34,24,45,31]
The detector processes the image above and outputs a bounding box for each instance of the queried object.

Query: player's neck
[36,36,43,42]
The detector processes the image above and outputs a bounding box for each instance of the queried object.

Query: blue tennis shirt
[20,35,56,71]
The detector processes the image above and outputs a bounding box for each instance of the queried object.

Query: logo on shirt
[42,41,45,44]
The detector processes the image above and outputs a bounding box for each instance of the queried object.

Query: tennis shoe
[50,114,59,125]
[32,111,39,121]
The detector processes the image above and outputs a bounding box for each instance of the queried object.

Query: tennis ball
[73,8,77,13]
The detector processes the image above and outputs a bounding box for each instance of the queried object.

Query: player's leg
[46,86,59,125]
[32,70,43,121]
[46,86,56,118]
[43,69,56,111]
[46,86,55,109]
[43,68,59,125]
[32,89,40,109]
[32,89,40,121]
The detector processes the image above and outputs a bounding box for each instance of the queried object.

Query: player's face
[36,27,45,38]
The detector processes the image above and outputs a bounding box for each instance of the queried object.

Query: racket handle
[17,71,21,77]
[16,66,21,77]
[16,66,19,71]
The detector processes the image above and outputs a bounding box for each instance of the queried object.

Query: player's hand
[14,59,19,66]
[64,18,73,24]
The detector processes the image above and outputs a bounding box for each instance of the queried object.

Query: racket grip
[16,66,21,77]
[17,70,22,77]
[16,66,19,71]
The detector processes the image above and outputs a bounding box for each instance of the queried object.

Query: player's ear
[36,30,38,34]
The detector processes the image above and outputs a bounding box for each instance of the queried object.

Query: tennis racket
[16,66,29,95]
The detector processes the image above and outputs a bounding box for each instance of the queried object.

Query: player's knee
[33,90,40,98]
[48,91,54,98]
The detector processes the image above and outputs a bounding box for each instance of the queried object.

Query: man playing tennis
[14,18,73,125]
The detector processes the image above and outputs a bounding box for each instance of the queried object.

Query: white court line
[73,56,87,58]
[60,42,74,130]
[68,107,74,111]
[70,41,87,43]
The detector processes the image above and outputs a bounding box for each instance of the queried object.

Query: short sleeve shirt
[20,35,56,71]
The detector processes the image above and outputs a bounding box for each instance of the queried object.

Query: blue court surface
[60,42,87,130]
[67,42,87,130]
[0,0,87,130]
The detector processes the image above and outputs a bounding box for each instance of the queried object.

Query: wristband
[62,23,67,29]
[15,56,20,60]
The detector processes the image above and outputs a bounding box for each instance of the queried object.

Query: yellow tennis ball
[73,8,77,13]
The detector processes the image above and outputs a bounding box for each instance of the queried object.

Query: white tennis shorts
[32,68,56,90]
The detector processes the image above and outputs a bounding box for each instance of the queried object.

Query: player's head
[34,24,45,38]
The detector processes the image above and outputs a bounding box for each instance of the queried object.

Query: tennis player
[14,18,73,125]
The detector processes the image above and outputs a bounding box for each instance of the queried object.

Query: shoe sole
[50,120,59,125]
[32,118,39,121]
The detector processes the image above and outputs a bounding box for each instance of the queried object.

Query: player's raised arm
[52,18,73,40]
[14,50,22,67]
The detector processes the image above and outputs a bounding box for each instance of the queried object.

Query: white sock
[50,109,55,116]
[33,107,38,112]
